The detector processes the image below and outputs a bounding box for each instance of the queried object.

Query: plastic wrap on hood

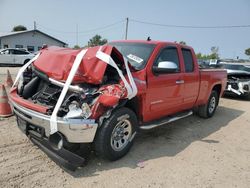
[33,45,124,84]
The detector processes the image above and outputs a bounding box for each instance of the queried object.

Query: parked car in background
[197,59,221,68]
[218,62,250,99]
[0,48,34,65]
[198,59,210,68]
[209,59,220,66]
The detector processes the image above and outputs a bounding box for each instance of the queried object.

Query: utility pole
[34,21,37,30]
[76,23,78,46]
[125,17,129,40]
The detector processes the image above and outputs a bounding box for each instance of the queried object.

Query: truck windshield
[109,42,156,70]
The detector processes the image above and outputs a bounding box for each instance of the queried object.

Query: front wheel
[198,90,219,118]
[94,107,137,161]
[242,93,250,100]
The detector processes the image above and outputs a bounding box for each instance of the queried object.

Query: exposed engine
[16,64,125,120]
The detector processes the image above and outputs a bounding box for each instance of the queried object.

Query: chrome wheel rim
[111,119,132,151]
[208,96,216,114]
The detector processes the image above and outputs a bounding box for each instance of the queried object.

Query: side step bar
[140,110,193,130]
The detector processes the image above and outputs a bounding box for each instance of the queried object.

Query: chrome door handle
[176,80,184,84]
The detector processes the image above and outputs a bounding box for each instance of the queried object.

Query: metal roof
[0,29,67,45]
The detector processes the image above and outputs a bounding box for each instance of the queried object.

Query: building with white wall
[0,29,67,52]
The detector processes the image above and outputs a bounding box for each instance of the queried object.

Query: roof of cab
[110,40,192,49]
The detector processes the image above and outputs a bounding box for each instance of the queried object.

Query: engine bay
[15,53,130,122]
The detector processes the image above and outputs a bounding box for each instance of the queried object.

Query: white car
[0,48,35,65]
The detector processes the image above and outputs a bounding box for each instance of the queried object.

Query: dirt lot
[0,67,250,188]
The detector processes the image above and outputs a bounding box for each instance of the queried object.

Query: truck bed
[196,68,227,105]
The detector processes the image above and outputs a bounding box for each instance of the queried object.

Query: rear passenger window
[182,49,194,72]
[13,50,29,55]
[155,47,180,72]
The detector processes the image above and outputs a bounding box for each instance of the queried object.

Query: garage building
[0,29,67,52]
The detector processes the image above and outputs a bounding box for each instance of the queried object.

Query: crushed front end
[218,63,250,98]
[9,45,135,170]
[226,75,250,96]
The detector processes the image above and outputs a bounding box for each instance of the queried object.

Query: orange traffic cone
[5,70,13,89]
[0,84,13,117]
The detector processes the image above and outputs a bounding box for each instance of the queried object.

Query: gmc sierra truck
[10,40,227,170]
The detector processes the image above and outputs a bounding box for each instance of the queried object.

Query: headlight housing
[81,103,92,119]
[64,101,92,119]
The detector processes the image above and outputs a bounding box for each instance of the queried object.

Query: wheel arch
[23,59,30,64]
[123,96,141,122]
[212,84,222,97]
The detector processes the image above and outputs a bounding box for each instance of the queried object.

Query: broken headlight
[64,101,92,119]
[81,103,92,119]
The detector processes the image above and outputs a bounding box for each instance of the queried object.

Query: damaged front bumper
[226,80,250,96]
[11,99,98,143]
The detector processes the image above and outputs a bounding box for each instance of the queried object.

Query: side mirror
[153,61,178,74]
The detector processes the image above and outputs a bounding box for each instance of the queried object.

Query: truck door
[145,46,184,122]
[181,48,199,110]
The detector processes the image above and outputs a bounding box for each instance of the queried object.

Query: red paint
[130,40,227,122]
[90,102,107,119]
[98,84,126,107]
[10,88,48,114]
[33,45,124,84]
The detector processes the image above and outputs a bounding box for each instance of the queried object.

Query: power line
[37,19,125,34]
[125,17,129,40]
[78,20,125,34]
[130,19,250,29]
[37,23,76,34]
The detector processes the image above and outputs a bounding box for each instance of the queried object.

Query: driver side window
[155,47,180,72]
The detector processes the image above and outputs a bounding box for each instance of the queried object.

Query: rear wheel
[198,90,219,118]
[94,107,137,161]
[23,59,30,65]
[242,93,250,100]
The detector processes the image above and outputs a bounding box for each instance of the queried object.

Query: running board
[140,110,193,130]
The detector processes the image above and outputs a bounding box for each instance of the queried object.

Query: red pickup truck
[10,40,227,169]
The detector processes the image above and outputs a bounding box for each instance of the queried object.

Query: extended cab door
[144,45,184,122]
[181,48,200,110]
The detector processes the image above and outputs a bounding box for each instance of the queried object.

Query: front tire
[198,90,219,118]
[94,107,137,161]
[242,93,250,100]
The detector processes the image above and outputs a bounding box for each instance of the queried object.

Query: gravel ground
[0,67,250,188]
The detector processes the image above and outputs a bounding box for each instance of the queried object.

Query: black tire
[241,93,250,100]
[198,90,219,118]
[94,107,137,161]
[23,59,30,65]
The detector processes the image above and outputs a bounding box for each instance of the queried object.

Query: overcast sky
[0,0,249,59]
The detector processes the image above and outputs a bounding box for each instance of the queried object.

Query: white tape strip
[50,49,88,134]
[123,56,138,99]
[13,53,40,87]
[96,49,137,99]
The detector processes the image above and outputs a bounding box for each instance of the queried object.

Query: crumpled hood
[33,45,124,84]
